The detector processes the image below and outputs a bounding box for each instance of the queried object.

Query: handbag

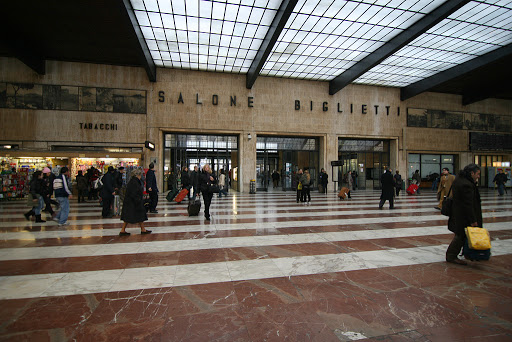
[465,226,491,250]
[297,182,302,190]
[209,184,220,193]
[440,186,453,217]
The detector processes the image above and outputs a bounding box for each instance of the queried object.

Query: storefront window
[408,153,455,180]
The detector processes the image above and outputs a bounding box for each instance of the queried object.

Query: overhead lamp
[247,133,252,140]
[1,144,19,150]
[145,141,155,151]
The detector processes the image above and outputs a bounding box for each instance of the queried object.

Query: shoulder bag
[440,186,453,217]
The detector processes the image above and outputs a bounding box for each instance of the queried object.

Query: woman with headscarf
[119,168,151,236]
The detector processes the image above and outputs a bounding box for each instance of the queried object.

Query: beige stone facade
[1,57,511,191]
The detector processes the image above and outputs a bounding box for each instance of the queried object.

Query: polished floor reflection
[0,189,511,341]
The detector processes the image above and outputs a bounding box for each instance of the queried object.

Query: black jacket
[100,172,115,200]
[319,172,328,186]
[493,173,508,185]
[146,169,158,192]
[77,174,88,190]
[113,171,124,189]
[41,175,52,197]
[380,171,394,200]
[199,170,216,194]
[448,173,482,235]
[181,171,191,188]
[121,177,148,224]
[29,178,44,197]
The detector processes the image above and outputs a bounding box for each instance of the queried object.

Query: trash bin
[250,179,256,194]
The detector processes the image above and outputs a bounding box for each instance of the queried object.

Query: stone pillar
[325,134,339,193]
[241,131,256,193]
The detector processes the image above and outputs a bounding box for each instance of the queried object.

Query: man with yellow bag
[446,164,483,265]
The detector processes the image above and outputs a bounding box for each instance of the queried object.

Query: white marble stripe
[2,200,510,219]
[0,222,510,261]
[1,209,511,241]
[0,239,511,300]
[0,192,505,209]
[1,203,512,229]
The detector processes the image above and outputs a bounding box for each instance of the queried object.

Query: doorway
[338,139,390,190]
[257,136,319,192]
[163,134,238,191]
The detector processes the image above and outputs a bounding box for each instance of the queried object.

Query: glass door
[256,152,269,191]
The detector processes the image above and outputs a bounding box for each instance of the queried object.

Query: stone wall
[1,57,511,191]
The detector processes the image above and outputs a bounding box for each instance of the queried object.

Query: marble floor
[0,188,511,341]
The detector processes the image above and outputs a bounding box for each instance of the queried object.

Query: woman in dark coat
[446,164,482,265]
[119,169,151,236]
[379,168,395,209]
[199,164,216,221]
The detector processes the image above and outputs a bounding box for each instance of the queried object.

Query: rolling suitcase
[111,195,120,216]
[166,188,179,202]
[174,188,189,203]
[406,184,419,195]
[187,198,201,216]
[338,187,349,200]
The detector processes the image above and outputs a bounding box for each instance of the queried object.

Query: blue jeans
[33,196,45,215]
[498,183,505,196]
[55,197,70,224]
[218,185,228,197]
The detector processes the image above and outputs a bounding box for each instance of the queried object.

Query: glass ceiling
[130,0,512,88]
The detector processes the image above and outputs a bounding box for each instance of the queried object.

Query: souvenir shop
[0,155,141,200]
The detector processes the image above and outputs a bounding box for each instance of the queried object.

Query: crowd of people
[21,161,509,266]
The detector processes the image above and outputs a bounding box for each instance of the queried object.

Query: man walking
[319,168,328,194]
[379,168,395,209]
[100,166,116,218]
[53,167,72,226]
[446,164,482,265]
[493,169,508,196]
[436,167,455,210]
[393,170,402,197]
[146,162,159,213]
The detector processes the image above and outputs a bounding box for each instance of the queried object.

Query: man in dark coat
[379,168,395,209]
[146,162,159,213]
[190,165,200,198]
[493,169,508,196]
[319,168,328,194]
[446,164,482,265]
[100,166,116,218]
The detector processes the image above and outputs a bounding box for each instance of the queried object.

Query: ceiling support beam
[329,0,470,95]
[401,43,512,102]
[0,37,46,75]
[462,79,512,106]
[246,0,298,89]
[122,0,156,82]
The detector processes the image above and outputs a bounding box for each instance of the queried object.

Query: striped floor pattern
[1,189,511,341]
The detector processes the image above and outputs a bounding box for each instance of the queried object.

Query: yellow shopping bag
[465,227,491,250]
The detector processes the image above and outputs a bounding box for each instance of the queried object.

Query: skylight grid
[131,0,279,73]
[261,0,447,80]
[355,1,512,87]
